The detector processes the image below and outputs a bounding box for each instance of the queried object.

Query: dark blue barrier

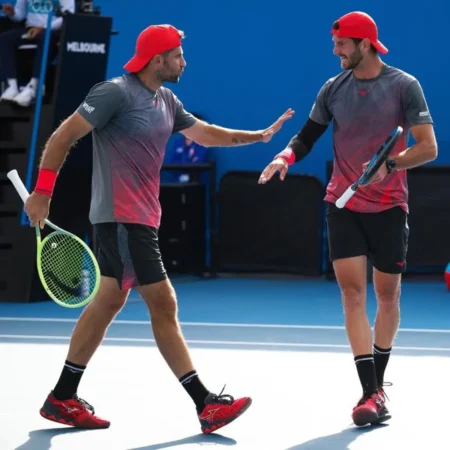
[217,171,325,276]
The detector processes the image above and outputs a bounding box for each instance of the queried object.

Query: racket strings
[39,233,97,306]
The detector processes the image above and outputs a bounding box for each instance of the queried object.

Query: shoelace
[207,385,234,405]
[73,395,96,415]
[358,382,393,406]
[379,381,393,401]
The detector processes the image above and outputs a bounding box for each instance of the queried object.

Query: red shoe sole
[40,409,76,427]
[40,408,110,429]
[202,398,252,434]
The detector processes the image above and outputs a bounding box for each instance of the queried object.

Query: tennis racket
[7,169,100,308]
[335,126,403,209]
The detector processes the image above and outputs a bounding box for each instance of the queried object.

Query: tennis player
[258,11,437,426]
[24,24,294,432]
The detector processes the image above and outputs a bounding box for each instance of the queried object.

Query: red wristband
[34,168,57,197]
[275,148,295,166]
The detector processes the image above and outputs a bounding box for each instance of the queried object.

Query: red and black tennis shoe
[40,392,110,429]
[352,390,391,426]
[198,387,252,434]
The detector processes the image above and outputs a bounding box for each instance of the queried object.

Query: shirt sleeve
[11,0,26,21]
[76,81,126,129]
[403,79,433,128]
[309,80,333,126]
[172,95,197,133]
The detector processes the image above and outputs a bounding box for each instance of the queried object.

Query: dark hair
[352,38,377,54]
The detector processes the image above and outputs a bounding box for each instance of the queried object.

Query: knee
[147,284,178,323]
[92,291,128,316]
[107,295,128,314]
[376,287,400,312]
[340,285,365,311]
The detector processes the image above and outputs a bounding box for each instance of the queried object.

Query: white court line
[0,334,449,351]
[0,316,449,334]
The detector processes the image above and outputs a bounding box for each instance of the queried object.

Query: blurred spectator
[166,112,209,183]
[0,2,25,32]
[0,0,75,107]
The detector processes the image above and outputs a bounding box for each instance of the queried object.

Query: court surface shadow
[286,423,389,450]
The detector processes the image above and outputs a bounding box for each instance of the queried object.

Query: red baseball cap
[331,11,388,54]
[124,24,183,73]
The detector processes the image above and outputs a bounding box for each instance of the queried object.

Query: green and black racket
[7,169,100,308]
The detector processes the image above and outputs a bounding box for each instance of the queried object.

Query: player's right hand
[2,4,15,17]
[25,192,51,229]
[258,157,289,184]
[260,109,295,143]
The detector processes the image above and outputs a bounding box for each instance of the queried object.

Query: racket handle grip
[336,186,356,209]
[7,169,31,203]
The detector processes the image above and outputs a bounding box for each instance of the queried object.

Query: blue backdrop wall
[95,0,449,186]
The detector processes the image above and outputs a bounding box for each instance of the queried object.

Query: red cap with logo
[124,24,183,73]
[331,11,388,54]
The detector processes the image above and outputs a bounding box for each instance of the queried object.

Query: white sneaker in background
[0,84,19,102]
[13,85,36,107]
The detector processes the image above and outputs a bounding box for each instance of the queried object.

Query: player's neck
[135,71,162,93]
[352,56,384,80]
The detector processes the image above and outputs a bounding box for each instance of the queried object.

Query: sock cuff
[354,354,374,364]
[179,370,198,385]
[65,360,86,372]
[373,344,392,354]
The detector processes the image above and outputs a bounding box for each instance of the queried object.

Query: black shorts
[326,202,409,274]
[93,223,167,290]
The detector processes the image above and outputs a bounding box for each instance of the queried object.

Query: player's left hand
[261,109,295,143]
[363,160,388,184]
[27,27,44,39]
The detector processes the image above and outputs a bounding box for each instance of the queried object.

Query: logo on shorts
[396,261,405,267]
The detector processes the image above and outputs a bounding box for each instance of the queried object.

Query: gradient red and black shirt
[76,74,197,228]
[310,64,433,213]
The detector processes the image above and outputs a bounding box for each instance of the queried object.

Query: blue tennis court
[1,276,449,449]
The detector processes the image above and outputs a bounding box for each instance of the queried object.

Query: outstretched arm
[259,78,332,184]
[180,109,295,147]
[258,118,328,184]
